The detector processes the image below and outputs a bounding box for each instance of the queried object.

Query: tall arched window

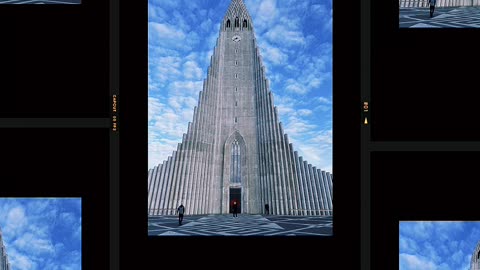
[230,140,241,184]
[226,19,231,28]
[235,17,239,28]
[243,19,247,28]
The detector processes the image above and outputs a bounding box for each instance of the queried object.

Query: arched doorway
[222,131,247,214]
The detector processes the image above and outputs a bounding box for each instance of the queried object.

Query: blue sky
[0,198,81,270]
[400,221,480,270]
[148,0,333,173]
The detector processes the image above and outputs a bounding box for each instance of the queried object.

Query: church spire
[223,0,252,31]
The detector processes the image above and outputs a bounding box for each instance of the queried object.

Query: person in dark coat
[177,204,185,225]
[265,203,269,215]
[429,0,436,18]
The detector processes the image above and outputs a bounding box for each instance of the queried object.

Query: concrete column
[196,90,207,214]
[151,164,165,215]
[189,107,201,215]
[183,123,195,215]
[169,143,183,212]
[299,157,312,215]
[308,164,321,215]
[284,135,297,215]
[255,53,267,213]
[326,172,333,214]
[312,168,326,215]
[272,109,285,215]
[322,171,333,215]
[147,167,156,214]
[279,124,293,215]
[288,143,301,215]
[267,92,280,215]
[294,153,307,215]
[162,153,176,215]
[303,161,315,215]
[176,134,189,206]
[317,169,329,215]
[156,160,169,215]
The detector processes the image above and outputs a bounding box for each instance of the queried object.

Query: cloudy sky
[0,198,81,270]
[400,221,480,270]
[148,0,332,172]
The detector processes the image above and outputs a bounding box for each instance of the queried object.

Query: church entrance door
[229,188,241,213]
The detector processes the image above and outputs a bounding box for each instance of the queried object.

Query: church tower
[471,241,480,270]
[148,0,333,216]
[0,228,11,270]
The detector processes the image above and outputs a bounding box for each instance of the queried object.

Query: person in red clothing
[232,201,238,218]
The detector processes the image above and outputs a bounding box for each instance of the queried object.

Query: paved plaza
[399,6,480,27]
[0,0,80,4]
[148,214,333,236]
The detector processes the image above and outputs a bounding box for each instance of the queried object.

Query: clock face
[232,35,241,42]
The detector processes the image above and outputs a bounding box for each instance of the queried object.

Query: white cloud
[183,61,203,80]
[258,41,288,66]
[8,249,37,270]
[265,25,305,47]
[149,22,186,44]
[13,233,55,256]
[285,79,307,94]
[317,96,332,104]
[400,253,438,270]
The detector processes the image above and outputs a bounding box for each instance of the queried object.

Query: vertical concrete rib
[203,70,214,214]
[147,167,156,214]
[156,160,169,215]
[254,50,266,213]
[322,170,333,215]
[162,153,176,215]
[317,168,329,215]
[275,123,292,215]
[308,164,321,215]
[150,164,165,214]
[313,168,326,216]
[294,152,307,215]
[299,157,312,215]
[326,172,333,214]
[288,143,301,215]
[303,161,314,215]
[177,134,189,206]
[271,107,285,215]
[169,143,183,211]
[183,123,194,215]
[280,134,297,215]
[199,81,210,214]
[195,90,207,214]
[188,107,201,215]
[266,91,280,214]
[280,128,294,215]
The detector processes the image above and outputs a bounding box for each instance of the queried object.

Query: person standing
[177,203,185,225]
[265,203,269,215]
[232,201,238,218]
[429,0,436,18]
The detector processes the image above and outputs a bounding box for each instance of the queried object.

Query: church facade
[148,0,333,216]
[0,228,11,270]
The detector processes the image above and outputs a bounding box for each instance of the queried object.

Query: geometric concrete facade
[148,0,333,216]
[0,228,11,270]
[399,0,480,7]
[471,241,480,270]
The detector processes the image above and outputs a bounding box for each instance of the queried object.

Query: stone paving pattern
[148,214,333,236]
[400,7,480,27]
